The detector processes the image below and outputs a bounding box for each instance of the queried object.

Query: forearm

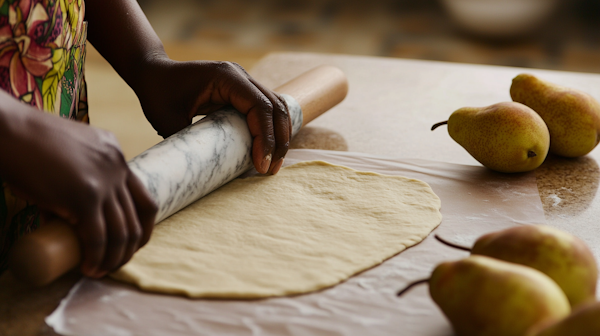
[0,92,38,176]
[85,0,167,91]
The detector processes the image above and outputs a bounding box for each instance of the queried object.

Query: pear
[430,255,570,336]
[432,102,550,173]
[532,302,600,336]
[471,225,598,308]
[510,73,600,157]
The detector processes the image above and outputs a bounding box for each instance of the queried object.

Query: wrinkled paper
[46,149,546,336]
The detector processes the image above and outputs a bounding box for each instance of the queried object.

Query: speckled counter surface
[2,52,600,336]
[250,52,600,256]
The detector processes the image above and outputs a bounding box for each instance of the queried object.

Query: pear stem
[434,234,472,252]
[431,121,448,131]
[397,278,430,297]
[527,151,537,158]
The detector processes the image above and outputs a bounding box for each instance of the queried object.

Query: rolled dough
[111,161,442,298]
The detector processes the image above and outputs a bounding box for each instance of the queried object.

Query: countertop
[249,52,600,248]
[2,51,600,336]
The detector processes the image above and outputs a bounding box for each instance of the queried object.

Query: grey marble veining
[127,94,302,223]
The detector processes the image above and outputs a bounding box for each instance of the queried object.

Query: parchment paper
[46,149,546,336]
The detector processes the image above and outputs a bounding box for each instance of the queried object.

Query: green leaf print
[0,1,8,17]
[59,52,75,118]
[42,48,66,113]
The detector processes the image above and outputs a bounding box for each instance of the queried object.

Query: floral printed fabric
[0,0,87,274]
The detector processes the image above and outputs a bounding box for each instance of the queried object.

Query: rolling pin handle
[275,65,349,126]
[8,219,81,287]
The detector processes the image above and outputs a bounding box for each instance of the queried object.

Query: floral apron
[0,0,87,274]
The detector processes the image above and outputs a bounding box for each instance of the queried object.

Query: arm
[85,0,290,174]
[0,90,156,278]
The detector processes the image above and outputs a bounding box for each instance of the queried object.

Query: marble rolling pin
[9,65,349,286]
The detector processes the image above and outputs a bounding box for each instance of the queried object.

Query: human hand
[133,58,291,175]
[0,102,157,278]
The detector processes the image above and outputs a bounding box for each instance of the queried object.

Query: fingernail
[261,154,272,173]
[271,158,284,174]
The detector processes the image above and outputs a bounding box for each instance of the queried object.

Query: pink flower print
[0,1,52,107]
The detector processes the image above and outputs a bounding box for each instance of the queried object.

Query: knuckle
[128,226,142,245]
[108,230,128,248]
[274,103,289,117]
[77,177,102,204]
[229,62,248,74]
[275,143,289,157]
[97,131,126,165]
[105,148,126,166]
[98,129,120,149]
[83,235,105,252]
[276,95,289,112]
[214,61,239,74]
[258,98,274,115]
[101,129,119,142]
[269,98,284,113]
[229,61,242,68]
[264,131,276,145]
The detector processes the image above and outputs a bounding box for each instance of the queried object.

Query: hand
[133,58,291,175]
[85,0,290,174]
[0,100,157,278]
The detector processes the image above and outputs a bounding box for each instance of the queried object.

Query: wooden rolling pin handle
[8,219,80,287]
[8,65,348,287]
[276,65,348,126]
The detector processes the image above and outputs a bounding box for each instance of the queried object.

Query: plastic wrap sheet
[46,149,546,336]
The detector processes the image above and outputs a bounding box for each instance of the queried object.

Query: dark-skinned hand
[0,92,157,278]
[86,0,291,171]
[132,57,292,175]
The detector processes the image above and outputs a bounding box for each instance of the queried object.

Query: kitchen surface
[2,0,600,335]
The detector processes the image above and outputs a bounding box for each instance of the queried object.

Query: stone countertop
[249,52,600,253]
[2,51,600,335]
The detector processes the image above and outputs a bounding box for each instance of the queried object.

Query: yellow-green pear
[432,102,550,173]
[471,225,598,308]
[430,255,570,336]
[532,302,600,336]
[511,73,600,157]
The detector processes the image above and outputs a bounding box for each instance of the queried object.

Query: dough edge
[111,160,443,299]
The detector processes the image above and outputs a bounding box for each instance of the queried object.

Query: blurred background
[87,0,600,159]
[129,0,600,72]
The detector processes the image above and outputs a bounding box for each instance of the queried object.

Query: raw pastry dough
[112,161,442,298]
